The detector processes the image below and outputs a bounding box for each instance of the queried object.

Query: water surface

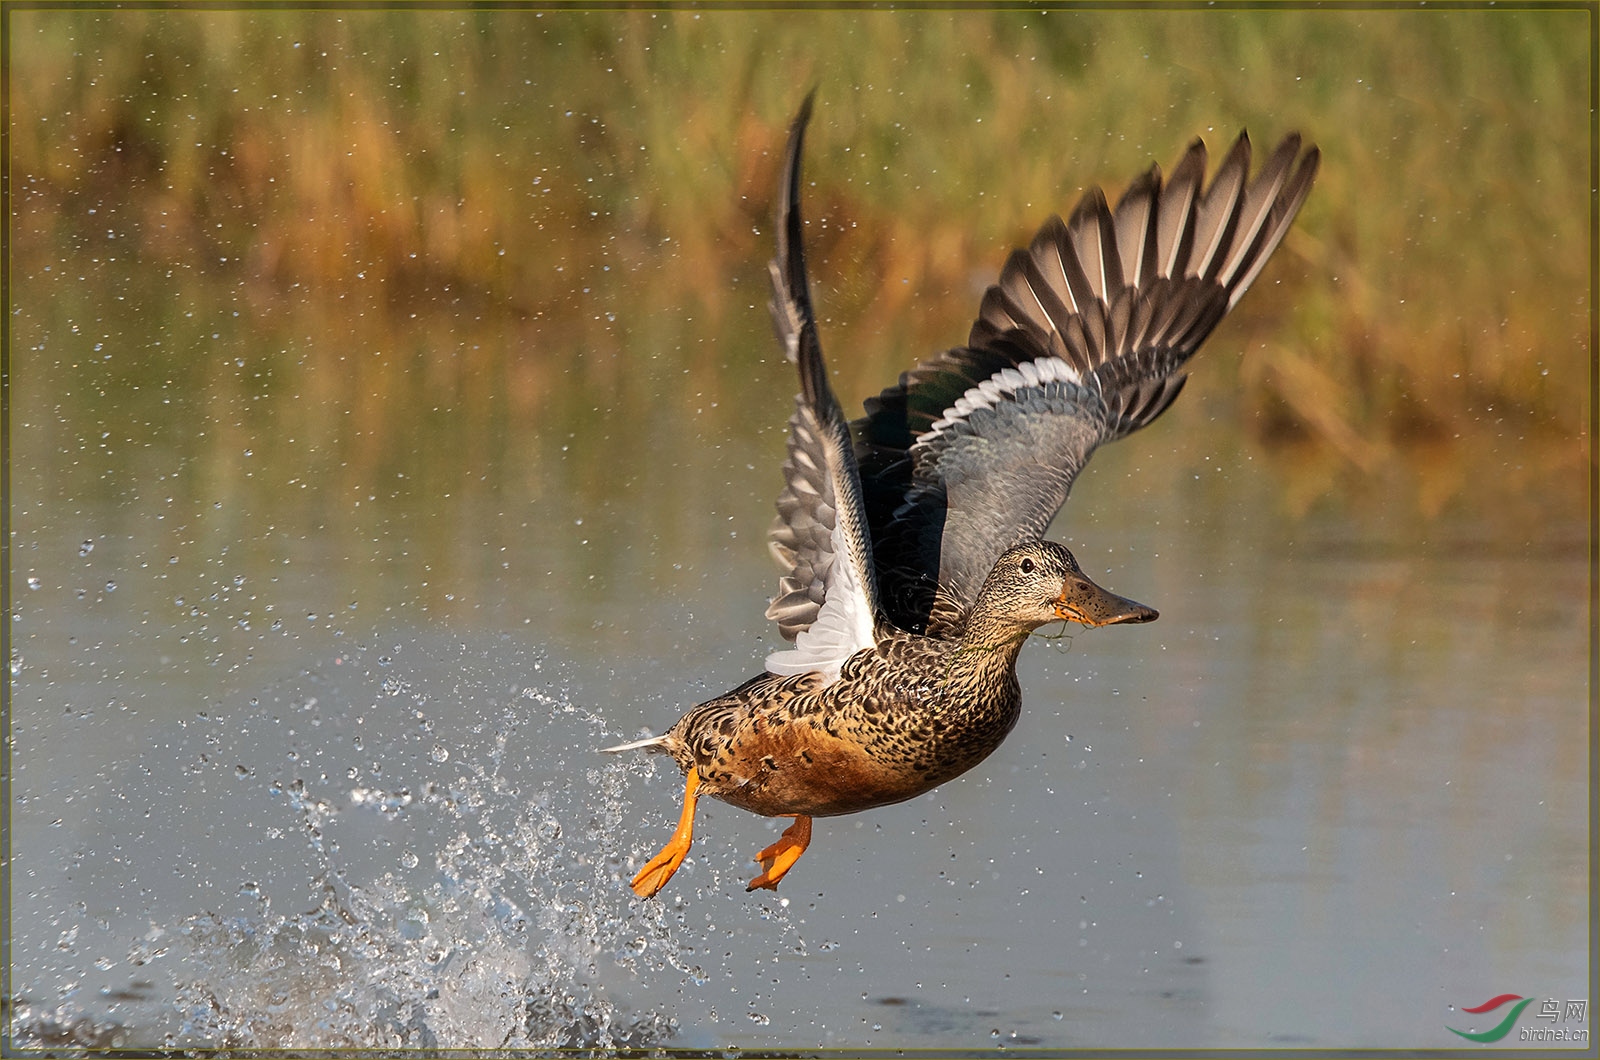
[10,282,1588,1047]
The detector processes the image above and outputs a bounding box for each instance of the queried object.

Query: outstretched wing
[856,132,1319,635]
[763,95,882,681]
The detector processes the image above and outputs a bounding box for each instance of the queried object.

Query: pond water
[9,270,1588,1050]
[8,9,1592,1052]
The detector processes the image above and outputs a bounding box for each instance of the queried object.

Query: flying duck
[604,95,1318,897]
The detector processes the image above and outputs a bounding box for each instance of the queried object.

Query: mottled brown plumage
[614,541,1154,896]
[604,94,1316,897]
[669,543,1147,819]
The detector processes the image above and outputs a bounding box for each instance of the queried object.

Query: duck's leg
[747,815,812,891]
[630,768,701,898]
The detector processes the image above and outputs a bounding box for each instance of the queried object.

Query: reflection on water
[12,7,1592,519]
[8,8,1591,1053]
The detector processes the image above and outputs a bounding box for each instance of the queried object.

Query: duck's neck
[929,612,1029,723]
[906,613,1032,779]
[949,612,1032,692]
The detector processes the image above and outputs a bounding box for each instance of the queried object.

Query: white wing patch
[764,514,875,681]
[923,357,1083,439]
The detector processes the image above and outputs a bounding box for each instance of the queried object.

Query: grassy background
[10,7,1591,524]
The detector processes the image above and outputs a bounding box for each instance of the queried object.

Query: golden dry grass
[10,7,1590,522]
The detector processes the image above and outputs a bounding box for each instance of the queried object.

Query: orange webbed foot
[631,834,690,898]
[630,769,701,898]
[747,815,812,891]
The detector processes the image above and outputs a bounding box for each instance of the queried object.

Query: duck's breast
[705,715,942,818]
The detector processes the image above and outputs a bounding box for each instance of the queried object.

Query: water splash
[178,679,699,1048]
[10,640,728,1051]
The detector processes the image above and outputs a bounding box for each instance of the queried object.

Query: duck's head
[979,541,1158,631]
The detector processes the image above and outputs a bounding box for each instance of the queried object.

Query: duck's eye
[1020,557,1036,574]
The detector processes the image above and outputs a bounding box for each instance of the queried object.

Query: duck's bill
[1054,575,1159,627]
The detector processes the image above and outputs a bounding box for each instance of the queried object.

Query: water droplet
[26,577,40,591]
[79,540,94,556]
[399,908,429,940]
[430,745,449,763]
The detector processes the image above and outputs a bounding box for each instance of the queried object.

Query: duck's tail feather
[599,733,672,754]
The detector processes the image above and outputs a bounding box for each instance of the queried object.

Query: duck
[604,94,1318,898]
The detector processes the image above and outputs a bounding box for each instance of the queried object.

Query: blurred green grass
[10,7,1590,522]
